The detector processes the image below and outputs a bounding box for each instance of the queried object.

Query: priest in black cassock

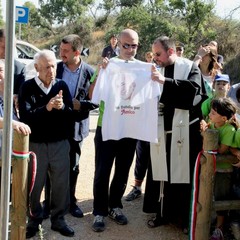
[143,36,205,232]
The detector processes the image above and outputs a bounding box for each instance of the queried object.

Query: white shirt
[35,76,56,94]
[92,58,161,143]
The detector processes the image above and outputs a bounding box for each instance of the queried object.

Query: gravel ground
[29,111,188,240]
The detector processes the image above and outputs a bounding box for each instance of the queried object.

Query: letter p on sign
[16,6,29,24]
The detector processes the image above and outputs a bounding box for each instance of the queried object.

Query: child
[201,97,238,240]
[145,51,153,63]
[201,74,231,120]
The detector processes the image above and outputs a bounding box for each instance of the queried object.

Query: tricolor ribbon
[189,149,217,240]
[12,150,37,217]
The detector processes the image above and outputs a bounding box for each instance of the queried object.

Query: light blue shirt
[62,63,81,98]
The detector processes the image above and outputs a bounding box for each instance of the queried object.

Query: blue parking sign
[16,6,29,24]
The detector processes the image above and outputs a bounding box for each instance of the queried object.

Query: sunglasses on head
[119,41,138,50]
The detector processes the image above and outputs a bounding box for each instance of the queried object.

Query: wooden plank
[195,129,219,240]
[10,130,29,240]
[214,200,240,211]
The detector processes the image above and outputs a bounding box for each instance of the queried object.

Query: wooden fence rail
[10,130,29,240]
[195,129,240,239]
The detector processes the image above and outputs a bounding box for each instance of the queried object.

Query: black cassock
[143,62,205,228]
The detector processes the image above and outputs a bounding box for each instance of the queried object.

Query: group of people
[90,29,204,236]
[1,31,96,238]
[1,26,240,240]
[92,29,240,240]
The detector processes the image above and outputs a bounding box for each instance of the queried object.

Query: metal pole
[0,0,15,239]
[19,23,21,40]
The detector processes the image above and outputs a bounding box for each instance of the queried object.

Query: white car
[16,40,40,80]
[16,40,61,79]
[16,40,40,64]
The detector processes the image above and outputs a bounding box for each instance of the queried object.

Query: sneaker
[210,228,224,240]
[92,215,105,232]
[125,186,141,201]
[108,208,128,225]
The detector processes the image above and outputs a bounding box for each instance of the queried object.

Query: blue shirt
[62,63,81,98]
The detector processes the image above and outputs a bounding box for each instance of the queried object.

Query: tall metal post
[0,1,15,239]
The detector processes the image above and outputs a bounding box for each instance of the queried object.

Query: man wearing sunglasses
[91,29,160,232]
[91,29,139,233]
[143,36,204,233]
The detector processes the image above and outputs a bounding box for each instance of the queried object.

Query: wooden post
[10,130,29,240]
[195,129,219,240]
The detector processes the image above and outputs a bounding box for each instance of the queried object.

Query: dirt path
[31,112,188,240]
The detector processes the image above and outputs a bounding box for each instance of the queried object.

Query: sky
[2,0,240,20]
[215,0,240,18]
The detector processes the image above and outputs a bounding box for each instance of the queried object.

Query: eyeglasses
[153,52,161,57]
[119,41,138,50]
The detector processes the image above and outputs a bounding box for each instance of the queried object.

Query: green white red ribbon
[189,149,217,240]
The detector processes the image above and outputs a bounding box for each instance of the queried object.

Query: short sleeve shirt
[210,122,236,170]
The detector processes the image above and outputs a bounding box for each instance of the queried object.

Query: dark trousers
[29,140,70,227]
[44,138,82,210]
[134,140,150,181]
[68,138,82,207]
[93,126,137,216]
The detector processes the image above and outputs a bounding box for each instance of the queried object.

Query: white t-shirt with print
[92,58,161,143]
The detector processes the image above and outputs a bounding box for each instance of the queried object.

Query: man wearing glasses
[91,29,160,232]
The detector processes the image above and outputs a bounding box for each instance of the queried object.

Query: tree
[0,0,4,27]
[115,4,173,59]
[116,0,144,8]
[39,0,94,25]
[165,0,216,57]
[15,2,53,42]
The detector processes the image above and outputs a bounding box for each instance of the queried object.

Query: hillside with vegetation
[2,0,240,83]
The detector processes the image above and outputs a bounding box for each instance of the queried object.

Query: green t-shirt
[97,101,104,127]
[231,128,240,148]
[210,122,236,170]
[90,69,99,83]
[201,97,212,119]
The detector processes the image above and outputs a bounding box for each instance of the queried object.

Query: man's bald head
[118,29,139,61]
[118,29,139,42]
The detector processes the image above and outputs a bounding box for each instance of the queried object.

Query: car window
[16,43,38,59]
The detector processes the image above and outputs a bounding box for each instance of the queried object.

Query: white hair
[34,49,56,64]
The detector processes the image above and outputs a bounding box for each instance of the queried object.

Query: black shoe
[69,205,84,218]
[26,225,39,239]
[51,225,75,237]
[92,215,105,232]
